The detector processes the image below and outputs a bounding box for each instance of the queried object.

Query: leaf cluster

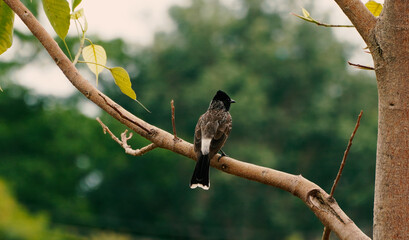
[0,0,147,110]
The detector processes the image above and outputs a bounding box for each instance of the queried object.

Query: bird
[190,90,235,190]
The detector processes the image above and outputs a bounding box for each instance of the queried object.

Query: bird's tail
[190,154,210,190]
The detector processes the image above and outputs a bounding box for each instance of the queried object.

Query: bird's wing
[214,115,232,140]
[194,115,203,155]
[195,111,232,159]
[209,113,232,157]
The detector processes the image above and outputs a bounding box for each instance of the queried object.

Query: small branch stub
[171,99,179,141]
[348,61,375,71]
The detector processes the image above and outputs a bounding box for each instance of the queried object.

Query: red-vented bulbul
[190,90,235,190]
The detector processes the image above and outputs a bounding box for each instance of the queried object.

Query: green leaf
[70,8,87,32]
[0,0,15,55]
[42,0,70,40]
[292,9,354,28]
[110,67,150,112]
[302,8,311,19]
[82,44,107,85]
[365,0,383,17]
[71,8,84,20]
[72,0,81,11]
[292,8,316,24]
[110,67,136,100]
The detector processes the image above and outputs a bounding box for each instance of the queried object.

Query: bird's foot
[218,149,228,161]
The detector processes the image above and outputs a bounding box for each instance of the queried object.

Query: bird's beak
[230,99,236,103]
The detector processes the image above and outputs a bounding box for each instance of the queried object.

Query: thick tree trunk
[333,0,409,238]
[373,1,409,239]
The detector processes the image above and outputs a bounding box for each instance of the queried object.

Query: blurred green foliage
[0,178,84,240]
[0,178,49,240]
[0,0,377,239]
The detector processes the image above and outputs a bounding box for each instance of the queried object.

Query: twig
[348,61,375,70]
[330,110,363,197]
[291,12,354,28]
[171,100,179,140]
[322,110,363,240]
[96,117,157,156]
[322,228,331,240]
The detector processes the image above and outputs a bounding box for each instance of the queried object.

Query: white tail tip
[190,183,210,190]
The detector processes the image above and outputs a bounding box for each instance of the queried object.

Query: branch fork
[96,117,157,156]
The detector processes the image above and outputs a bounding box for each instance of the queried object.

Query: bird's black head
[211,90,235,111]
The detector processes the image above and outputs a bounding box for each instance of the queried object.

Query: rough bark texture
[373,1,409,239]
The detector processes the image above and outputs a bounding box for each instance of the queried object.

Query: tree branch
[4,0,370,239]
[333,0,377,46]
[96,117,157,156]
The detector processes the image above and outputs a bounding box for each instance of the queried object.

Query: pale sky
[1,0,377,97]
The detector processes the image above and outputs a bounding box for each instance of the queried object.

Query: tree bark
[372,1,409,239]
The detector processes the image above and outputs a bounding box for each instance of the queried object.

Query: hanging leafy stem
[0,0,149,111]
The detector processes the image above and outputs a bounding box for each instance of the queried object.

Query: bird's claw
[218,149,228,161]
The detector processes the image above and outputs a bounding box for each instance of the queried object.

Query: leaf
[42,0,70,40]
[82,44,107,85]
[110,67,136,100]
[302,8,311,19]
[72,0,81,11]
[0,0,14,55]
[292,9,354,28]
[365,0,383,17]
[71,8,84,20]
[292,8,316,24]
[110,67,151,112]
[70,8,87,32]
